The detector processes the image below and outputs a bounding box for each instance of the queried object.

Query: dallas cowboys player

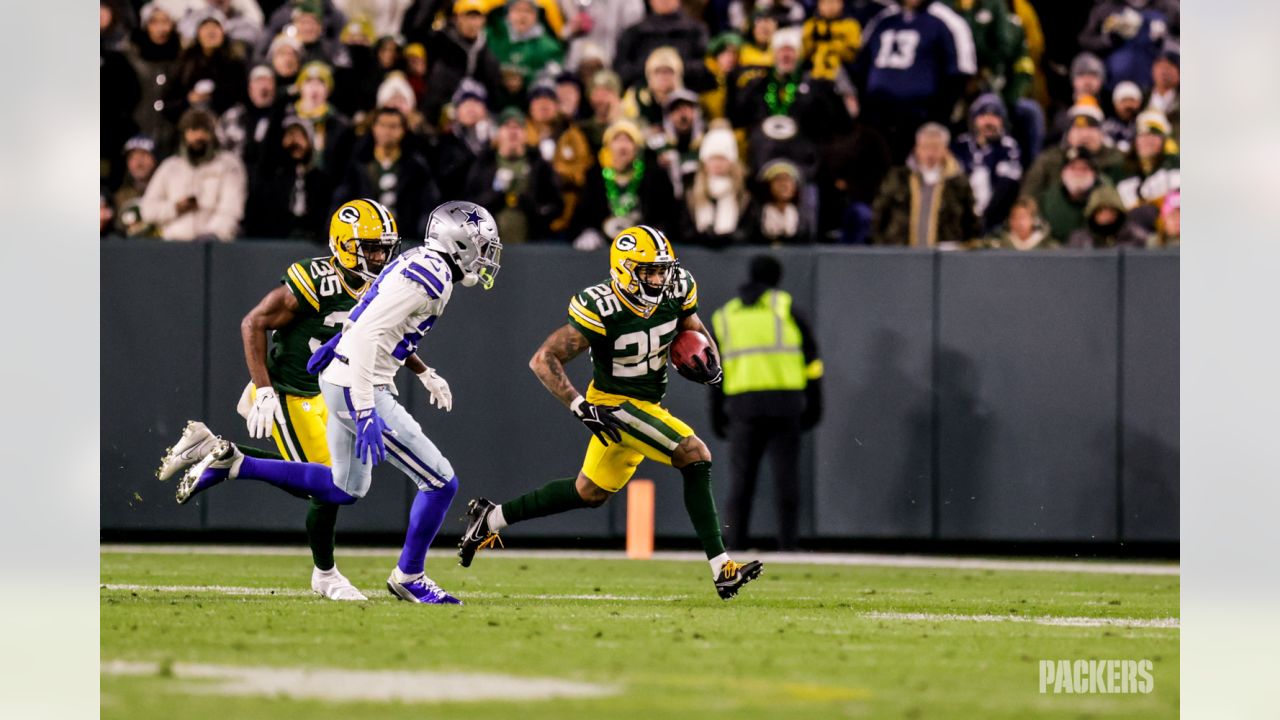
[176,201,503,604]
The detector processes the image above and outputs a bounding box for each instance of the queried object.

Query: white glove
[417,366,452,412]
[246,385,281,439]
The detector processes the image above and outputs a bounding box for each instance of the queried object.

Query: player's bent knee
[576,473,612,507]
[672,435,712,468]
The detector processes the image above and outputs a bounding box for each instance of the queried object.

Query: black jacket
[423,28,503,122]
[333,136,441,240]
[462,147,564,240]
[614,11,712,92]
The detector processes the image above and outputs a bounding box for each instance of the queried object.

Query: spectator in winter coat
[615,0,711,92]
[701,32,743,121]
[526,82,591,235]
[872,122,979,247]
[464,108,564,243]
[623,47,686,129]
[734,28,848,143]
[1077,0,1178,91]
[852,0,977,162]
[582,70,625,153]
[1104,81,1144,153]
[113,136,160,238]
[1146,48,1179,140]
[292,61,352,172]
[167,10,248,121]
[218,65,282,168]
[686,122,748,247]
[140,108,247,241]
[1036,145,1117,242]
[571,119,678,249]
[746,159,815,245]
[431,80,496,194]
[1109,110,1179,214]
[1153,188,1179,248]
[1047,52,1106,145]
[423,0,504,125]
[803,0,861,82]
[332,107,440,238]
[978,196,1058,250]
[488,0,565,85]
[243,116,333,240]
[127,2,182,156]
[1022,96,1124,201]
[950,93,1022,234]
[1066,182,1148,249]
[267,33,303,91]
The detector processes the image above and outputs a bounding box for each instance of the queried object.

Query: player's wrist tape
[570,395,585,414]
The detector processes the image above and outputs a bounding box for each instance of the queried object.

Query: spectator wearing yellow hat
[1109,110,1178,214]
[1022,95,1123,201]
[569,119,678,250]
[701,32,743,121]
[623,47,685,128]
[293,61,352,170]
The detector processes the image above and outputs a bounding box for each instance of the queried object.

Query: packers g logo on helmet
[609,225,677,317]
[329,198,401,282]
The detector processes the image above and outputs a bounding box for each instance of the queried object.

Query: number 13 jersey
[566,267,699,403]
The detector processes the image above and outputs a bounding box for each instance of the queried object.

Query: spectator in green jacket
[488,0,564,87]
[1022,96,1124,201]
[1037,145,1117,242]
[1066,182,1149,249]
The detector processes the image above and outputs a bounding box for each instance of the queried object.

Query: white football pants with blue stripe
[320,378,454,496]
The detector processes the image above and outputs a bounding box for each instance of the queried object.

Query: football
[669,330,711,372]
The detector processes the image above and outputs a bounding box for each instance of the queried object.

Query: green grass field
[101,548,1178,719]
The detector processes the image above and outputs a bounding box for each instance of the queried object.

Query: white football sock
[314,566,338,577]
[487,504,508,532]
[392,566,422,582]
[710,553,730,578]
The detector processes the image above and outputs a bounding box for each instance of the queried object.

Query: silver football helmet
[423,201,503,289]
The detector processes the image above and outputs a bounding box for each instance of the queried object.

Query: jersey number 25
[612,319,679,377]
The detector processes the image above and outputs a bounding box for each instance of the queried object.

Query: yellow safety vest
[712,289,808,396]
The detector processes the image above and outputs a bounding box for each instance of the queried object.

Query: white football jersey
[320,246,454,410]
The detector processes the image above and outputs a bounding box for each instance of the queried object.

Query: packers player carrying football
[458,225,764,599]
[158,198,434,601]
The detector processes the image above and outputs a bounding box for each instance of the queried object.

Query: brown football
[669,331,711,372]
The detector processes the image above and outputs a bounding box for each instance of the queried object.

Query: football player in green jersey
[458,225,764,599]
[157,198,440,600]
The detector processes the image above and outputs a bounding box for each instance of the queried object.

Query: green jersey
[267,256,366,396]
[566,268,699,403]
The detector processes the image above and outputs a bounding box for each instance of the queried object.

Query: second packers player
[457,225,763,599]
[158,198,437,601]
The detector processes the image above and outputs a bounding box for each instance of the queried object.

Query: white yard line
[101,660,617,702]
[102,583,1178,628]
[100,583,687,602]
[863,611,1179,629]
[101,544,1179,576]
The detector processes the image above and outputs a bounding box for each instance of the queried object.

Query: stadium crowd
[100,0,1180,250]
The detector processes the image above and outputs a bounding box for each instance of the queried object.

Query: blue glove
[354,407,388,465]
[307,333,342,375]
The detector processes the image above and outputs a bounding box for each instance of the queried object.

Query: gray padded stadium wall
[100,242,1178,544]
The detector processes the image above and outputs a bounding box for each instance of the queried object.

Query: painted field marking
[101,545,1179,576]
[101,660,617,703]
[102,584,1178,628]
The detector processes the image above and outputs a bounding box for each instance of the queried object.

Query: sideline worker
[710,255,823,551]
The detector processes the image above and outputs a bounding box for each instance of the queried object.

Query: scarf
[762,203,799,240]
[693,175,740,235]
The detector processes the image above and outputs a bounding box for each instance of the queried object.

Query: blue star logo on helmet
[463,209,483,227]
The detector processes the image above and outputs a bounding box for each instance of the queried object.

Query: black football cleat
[457,497,503,567]
[714,559,764,600]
